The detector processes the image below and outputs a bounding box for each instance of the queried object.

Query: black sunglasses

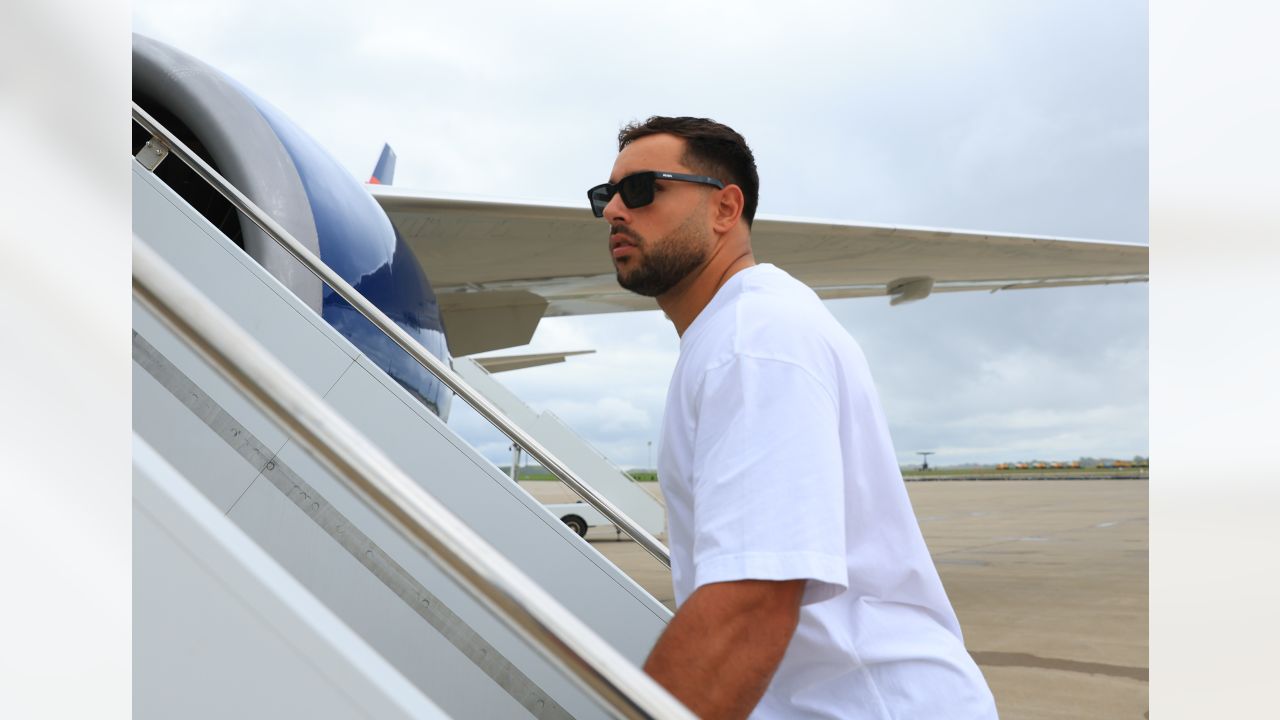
[587,171,725,218]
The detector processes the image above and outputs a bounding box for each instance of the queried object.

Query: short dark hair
[618,116,760,228]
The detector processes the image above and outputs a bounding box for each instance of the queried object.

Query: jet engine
[132,34,451,419]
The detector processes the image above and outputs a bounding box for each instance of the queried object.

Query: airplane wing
[469,350,596,373]
[370,186,1147,354]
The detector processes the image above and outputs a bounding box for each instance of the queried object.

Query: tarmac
[521,479,1149,720]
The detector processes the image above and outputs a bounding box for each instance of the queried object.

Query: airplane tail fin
[368,143,396,185]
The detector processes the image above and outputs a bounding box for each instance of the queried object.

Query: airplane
[132,32,1148,423]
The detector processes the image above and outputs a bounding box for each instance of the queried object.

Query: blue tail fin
[368,143,396,185]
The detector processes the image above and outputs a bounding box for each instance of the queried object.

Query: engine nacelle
[132,34,451,419]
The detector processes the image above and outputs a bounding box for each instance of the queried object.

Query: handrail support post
[136,136,171,172]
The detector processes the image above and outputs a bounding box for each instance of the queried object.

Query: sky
[131,0,1149,469]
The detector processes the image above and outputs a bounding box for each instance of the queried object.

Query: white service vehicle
[544,501,616,538]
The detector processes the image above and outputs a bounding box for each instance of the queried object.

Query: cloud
[827,284,1148,463]
[132,1,1148,468]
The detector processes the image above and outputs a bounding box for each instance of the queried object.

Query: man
[589,116,997,719]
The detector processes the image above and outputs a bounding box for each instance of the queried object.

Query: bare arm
[643,579,806,719]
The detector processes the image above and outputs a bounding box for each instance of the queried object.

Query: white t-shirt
[658,264,997,719]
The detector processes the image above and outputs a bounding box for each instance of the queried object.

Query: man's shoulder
[735,275,848,356]
[681,265,858,376]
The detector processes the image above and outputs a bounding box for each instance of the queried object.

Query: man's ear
[711,184,745,233]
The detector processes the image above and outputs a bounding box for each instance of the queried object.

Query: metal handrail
[131,102,670,569]
[132,237,692,720]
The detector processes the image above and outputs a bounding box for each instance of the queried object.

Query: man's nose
[603,192,629,224]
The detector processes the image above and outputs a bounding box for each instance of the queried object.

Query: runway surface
[521,479,1148,720]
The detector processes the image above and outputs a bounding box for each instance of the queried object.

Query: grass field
[509,470,658,482]
[510,467,1144,482]
[902,466,1148,480]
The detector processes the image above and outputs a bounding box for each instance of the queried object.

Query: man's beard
[615,213,710,297]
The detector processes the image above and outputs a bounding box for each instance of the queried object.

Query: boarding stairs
[131,105,690,719]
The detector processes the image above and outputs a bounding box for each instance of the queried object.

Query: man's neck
[658,248,757,337]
